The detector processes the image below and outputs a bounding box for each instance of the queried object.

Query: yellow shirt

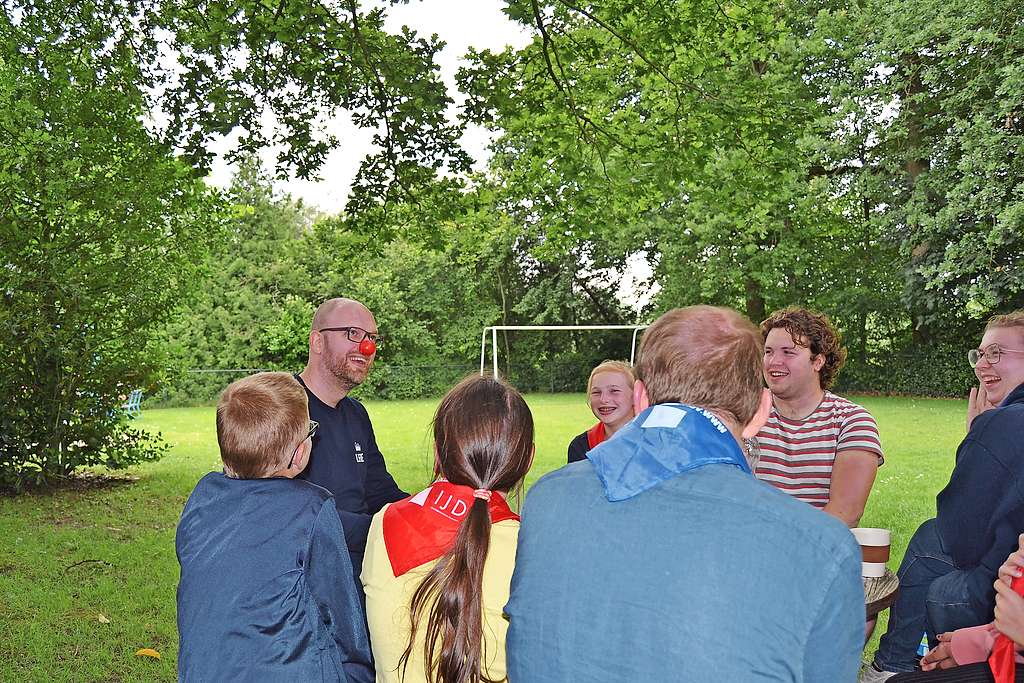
[361,504,519,683]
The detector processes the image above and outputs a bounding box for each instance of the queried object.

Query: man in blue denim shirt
[505,306,864,682]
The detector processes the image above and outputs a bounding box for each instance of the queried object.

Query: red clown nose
[359,338,376,356]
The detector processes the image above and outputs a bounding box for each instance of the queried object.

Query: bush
[0,395,168,492]
[838,342,977,398]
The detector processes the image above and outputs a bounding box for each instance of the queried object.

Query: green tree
[459,0,902,331]
[809,0,1024,337]
[157,156,318,404]
[4,0,472,218]
[0,46,223,488]
[157,175,636,403]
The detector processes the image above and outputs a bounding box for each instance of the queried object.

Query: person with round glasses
[967,323,1024,432]
[177,372,372,681]
[863,310,1024,681]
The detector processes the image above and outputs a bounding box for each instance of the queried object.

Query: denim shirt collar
[588,403,750,502]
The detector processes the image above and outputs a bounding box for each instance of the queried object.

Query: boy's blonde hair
[586,360,636,395]
[986,310,1024,334]
[216,372,308,479]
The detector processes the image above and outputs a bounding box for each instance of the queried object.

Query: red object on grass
[989,574,1024,682]
[359,338,376,356]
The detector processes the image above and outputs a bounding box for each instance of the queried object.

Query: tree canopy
[0,37,223,488]
[3,0,1022,487]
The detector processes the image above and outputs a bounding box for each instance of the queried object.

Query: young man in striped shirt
[754,306,883,527]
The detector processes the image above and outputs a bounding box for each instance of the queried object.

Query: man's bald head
[304,297,378,398]
[636,306,764,426]
[311,298,371,333]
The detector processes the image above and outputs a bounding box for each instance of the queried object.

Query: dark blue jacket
[937,382,1024,611]
[176,473,373,682]
[567,430,589,464]
[296,378,407,576]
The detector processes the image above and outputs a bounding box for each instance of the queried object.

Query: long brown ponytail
[400,375,534,683]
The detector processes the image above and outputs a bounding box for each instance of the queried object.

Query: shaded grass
[0,394,966,680]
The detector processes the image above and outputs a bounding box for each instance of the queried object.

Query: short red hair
[636,306,763,427]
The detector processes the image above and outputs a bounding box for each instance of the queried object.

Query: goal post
[478,325,648,380]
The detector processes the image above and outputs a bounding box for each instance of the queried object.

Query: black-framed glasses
[318,326,383,346]
[968,345,1024,367]
[288,420,319,469]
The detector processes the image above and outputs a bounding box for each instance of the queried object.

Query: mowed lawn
[0,394,967,681]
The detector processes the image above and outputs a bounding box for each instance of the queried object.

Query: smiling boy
[862,310,1024,681]
[567,360,636,463]
[754,307,883,527]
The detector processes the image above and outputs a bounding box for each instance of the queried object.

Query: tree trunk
[744,277,766,323]
[901,50,935,345]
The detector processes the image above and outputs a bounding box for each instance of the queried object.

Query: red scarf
[990,574,1024,682]
[586,422,607,450]
[382,480,519,577]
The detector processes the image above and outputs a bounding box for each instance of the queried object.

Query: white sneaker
[858,662,897,683]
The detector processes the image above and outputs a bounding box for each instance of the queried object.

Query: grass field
[0,394,968,681]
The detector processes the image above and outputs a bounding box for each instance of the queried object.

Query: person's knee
[925,571,984,634]
[905,518,939,554]
[897,518,942,576]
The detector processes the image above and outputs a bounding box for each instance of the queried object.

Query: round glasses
[968,346,1024,367]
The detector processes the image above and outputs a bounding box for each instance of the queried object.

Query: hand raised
[994,580,1024,647]
[967,385,997,431]
[998,534,1024,587]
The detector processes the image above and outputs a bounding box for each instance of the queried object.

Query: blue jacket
[505,404,864,682]
[176,473,373,682]
[937,382,1024,612]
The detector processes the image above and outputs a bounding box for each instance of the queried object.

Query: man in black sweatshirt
[296,297,407,578]
[863,310,1024,681]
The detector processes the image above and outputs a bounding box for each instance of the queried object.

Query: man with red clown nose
[297,297,407,578]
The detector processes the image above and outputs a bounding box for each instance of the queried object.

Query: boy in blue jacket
[176,371,373,682]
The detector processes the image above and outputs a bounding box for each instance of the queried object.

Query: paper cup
[852,527,891,578]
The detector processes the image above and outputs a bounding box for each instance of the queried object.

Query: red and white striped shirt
[754,392,883,508]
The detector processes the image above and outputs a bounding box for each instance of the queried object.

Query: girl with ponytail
[361,375,535,683]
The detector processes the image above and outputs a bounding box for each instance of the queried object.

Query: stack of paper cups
[852,527,891,578]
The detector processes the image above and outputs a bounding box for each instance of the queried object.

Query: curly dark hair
[760,307,847,390]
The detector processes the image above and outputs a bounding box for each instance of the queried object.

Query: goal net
[479,325,648,380]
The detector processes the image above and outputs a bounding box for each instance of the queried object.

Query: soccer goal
[478,325,648,380]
